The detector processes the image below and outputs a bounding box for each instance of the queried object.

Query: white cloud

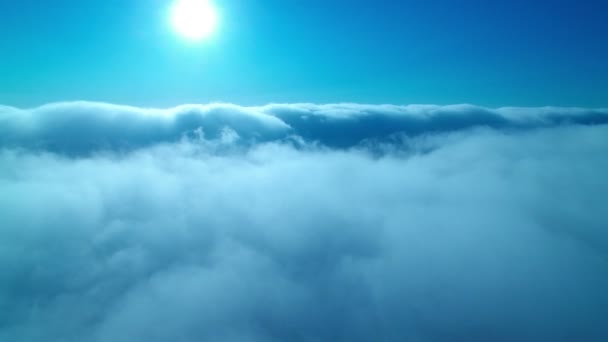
[0,102,607,341]
[1,101,606,154]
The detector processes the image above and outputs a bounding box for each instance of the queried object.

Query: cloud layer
[1,102,608,341]
[1,102,607,154]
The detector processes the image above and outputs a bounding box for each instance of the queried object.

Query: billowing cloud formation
[1,102,607,154]
[1,102,607,341]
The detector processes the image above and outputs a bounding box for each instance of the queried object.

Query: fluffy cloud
[1,102,606,154]
[1,102,607,341]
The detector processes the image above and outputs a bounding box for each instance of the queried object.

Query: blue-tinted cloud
[1,102,607,341]
[1,102,607,154]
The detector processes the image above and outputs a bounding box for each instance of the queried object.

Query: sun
[170,0,218,41]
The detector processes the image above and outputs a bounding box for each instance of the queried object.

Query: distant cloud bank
[1,102,607,341]
[1,102,607,154]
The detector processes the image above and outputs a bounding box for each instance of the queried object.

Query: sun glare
[170,0,218,41]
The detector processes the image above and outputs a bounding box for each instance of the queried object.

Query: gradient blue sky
[1,0,607,107]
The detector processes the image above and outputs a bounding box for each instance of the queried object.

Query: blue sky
[1,0,607,107]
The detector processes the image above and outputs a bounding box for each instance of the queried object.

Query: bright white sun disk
[170,0,218,41]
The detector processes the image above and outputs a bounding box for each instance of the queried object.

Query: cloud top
[1,102,606,154]
[1,102,607,341]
